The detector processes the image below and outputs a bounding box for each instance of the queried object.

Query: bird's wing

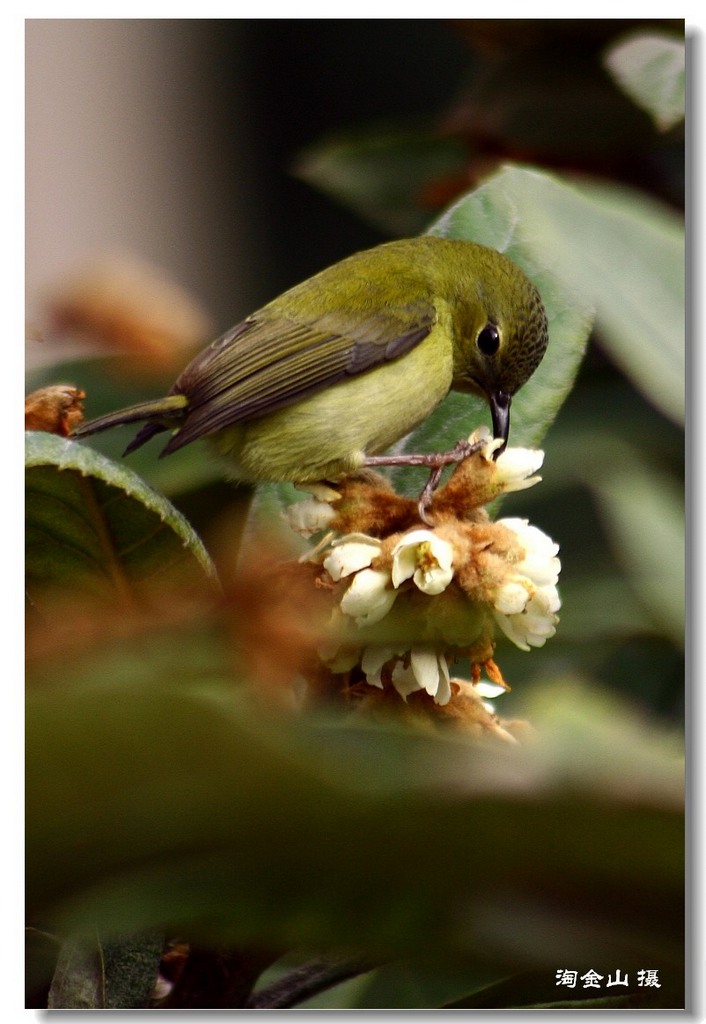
[163,301,435,453]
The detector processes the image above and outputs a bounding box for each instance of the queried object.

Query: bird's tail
[71,393,189,455]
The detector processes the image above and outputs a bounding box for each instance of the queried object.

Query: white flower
[360,645,404,689]
[358,647,453,705]
[501,517,561,586]
[468,424,498,450]
[493,447,544,492]
[468,425,544,493]
[391,649,452,706]
[285,496,337,537]
[323,534,383,581]
[391,529,454,595]
[339,568,397,627]
[492,517,561,652]
[494,580,533,615]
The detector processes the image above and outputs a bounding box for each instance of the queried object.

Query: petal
[410,648,441,697]
[340,569,397,625]
[323,537,382,580]
[434,655,452,706]
[391,661,422,701]
[529,586,561,615]
[285,497,337,537]
[475,681,507,698]
[494,446,545,486]
[522,612,558,637]
[391,531,455,592]
[494,580,531,615]
[392,530,441,585]
[517,553,561,587]
[413,563,454,595]
[501,518,559,558]
[525,631,551,648]
[391,545,418,588]
[468,424,493,447]
[493,609,531,652]
[393,528,439,549]
[361,646,402,688]
[427,535,454,572]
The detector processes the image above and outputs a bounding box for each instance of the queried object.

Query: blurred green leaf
[552,574,650,642]
[48,932,163,1009]
[604,32,685,131]
[301,958,491,1010]
[27,667,683,974]
[592,458,684,645]
[47,937,103,1009]
[26,431,216,615]
[26,358,224,498]
[521,427,683,644]
[294,127,469,236]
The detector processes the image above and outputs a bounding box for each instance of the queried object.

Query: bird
[71,236,548,515]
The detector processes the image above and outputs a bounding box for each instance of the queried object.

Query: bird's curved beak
[489,389,511,458]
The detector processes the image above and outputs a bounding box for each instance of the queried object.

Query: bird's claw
[363,438,484,525]
[417,439,483,523]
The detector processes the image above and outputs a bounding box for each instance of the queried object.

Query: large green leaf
[26,663,683,981]
[375,166,594,495]
[26,431,216,616]
[429,165,683,428]
[604,32,685,131]
[25,358,225,498]
[381,168,594,496]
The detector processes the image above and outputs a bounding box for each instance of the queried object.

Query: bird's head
[453,255,549,454]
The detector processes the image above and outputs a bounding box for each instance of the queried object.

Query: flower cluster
[285,428,561,724]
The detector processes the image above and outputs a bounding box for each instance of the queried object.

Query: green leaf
[26,669,683,975]
[306,959,492,1010]
[26,358,226,498]
[520,423,683,646]
[592,457,684,645]
[604,32,685,131]
[26,431,216,615]
[431,165,683,426]
[293,127,469,236]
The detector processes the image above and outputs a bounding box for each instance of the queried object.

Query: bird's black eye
[476,324,500,356]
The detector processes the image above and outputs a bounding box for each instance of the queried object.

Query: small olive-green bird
[71,237,548,498]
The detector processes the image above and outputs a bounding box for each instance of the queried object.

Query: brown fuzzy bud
[25,385,86,436]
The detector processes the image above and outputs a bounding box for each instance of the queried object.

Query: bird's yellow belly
[212,328,454,484]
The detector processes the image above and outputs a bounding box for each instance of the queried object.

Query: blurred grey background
[25,19,468,365]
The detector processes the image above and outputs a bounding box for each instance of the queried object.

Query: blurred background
[25,19,686,1010]
[26,17,685,721]
[26,19,472,353]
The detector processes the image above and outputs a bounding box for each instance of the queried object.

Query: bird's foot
[363,438,484,525]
